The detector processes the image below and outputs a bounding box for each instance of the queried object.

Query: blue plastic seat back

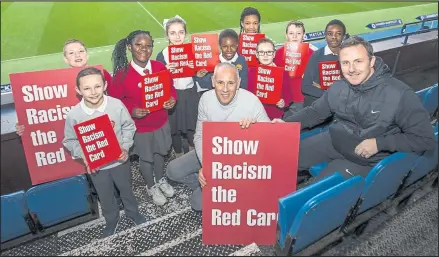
[300,127,323,140]
[300,125,330,140]
[416,87,430,102]
[24,175,90,227]
[423,84,438,117]
[277,173,344,248]
[1,191,31,243]
[405,130,438,186]
[358,152,419,213]
[309,162,329,177]
[289,175,364,254]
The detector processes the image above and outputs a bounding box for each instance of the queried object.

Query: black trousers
[299,131,373,182]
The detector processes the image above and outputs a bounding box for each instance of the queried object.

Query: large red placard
[202,122,300,245]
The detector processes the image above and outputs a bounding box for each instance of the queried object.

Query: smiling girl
[110,30,177,206]
[156,17,200,159]
[240,7,261,34]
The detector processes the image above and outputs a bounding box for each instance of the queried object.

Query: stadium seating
[416,87,431,101]
[422,84,438,118]
[24,175,93,228]
[357,152,419,213]
[276,173,364,255]
[1,191,34,243]
[309,162,328,177]
[404,125,438,186]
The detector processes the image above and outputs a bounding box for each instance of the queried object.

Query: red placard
[74,114,122,170]
[9,65,103,185]
[319,61,341,90]
[168,43,195,78]
[192,33,220,72]
[202,122,300,245]
[142,70,172,113]
[239,33,266,68]
[284,42,310,78]
[253,65,284,105]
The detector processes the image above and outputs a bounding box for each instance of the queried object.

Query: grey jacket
[285,57,435,165]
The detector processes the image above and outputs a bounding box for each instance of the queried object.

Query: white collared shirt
[131,60,152,75]
[324,45,338,56]
[219,53,239,64]
[80,95,108,115]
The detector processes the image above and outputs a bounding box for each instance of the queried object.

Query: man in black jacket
[273,36,435,180]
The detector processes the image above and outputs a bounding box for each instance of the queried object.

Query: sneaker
[147,184,167,206]
[101,217,121,238]
[128,214,147,225]
[158,177,175,198]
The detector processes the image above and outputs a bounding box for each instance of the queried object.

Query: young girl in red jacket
[274,21,316,113]
[155,17,199,159]
[247,38,292,120]
[110,30,177,206]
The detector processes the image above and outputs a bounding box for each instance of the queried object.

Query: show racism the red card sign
[9,65,103,185]
[74,114,122,170]
[319,61,341,90]
[142,70,172,113]
[254,65,284,105]
[284,42,310,78]
[239,33,266,67]
[168,43,195,78]
[192,33,220,72]
[202,122,300,245]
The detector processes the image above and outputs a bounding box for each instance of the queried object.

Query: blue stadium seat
[1,191,34,243]
[300,125,330,140]
[309,162,328,177]
[277,173,364,255]
[24,175,92,228]
[277,173,343,250]
[423,84,438,117]
[279,173,364,254]
[300,127,323,140]
[357,152,419,213]
[405,128,438,186]
[416,87,430,102]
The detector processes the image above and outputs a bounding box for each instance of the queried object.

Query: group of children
[14,6,348,238]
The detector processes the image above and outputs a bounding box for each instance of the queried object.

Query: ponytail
[111,30,153,84]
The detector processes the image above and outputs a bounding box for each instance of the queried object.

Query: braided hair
[112,30,153,84]
[239,7,261,35]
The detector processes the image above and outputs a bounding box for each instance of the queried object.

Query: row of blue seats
[276,84,438,255]
[1,175,98,248]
